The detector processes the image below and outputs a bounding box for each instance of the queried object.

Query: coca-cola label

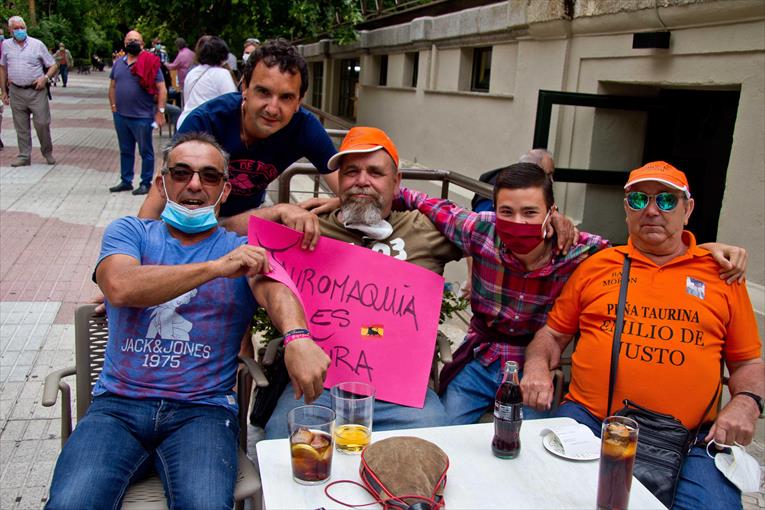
[494,402,523,421]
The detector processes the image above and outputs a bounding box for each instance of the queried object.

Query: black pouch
[615,399,692,508]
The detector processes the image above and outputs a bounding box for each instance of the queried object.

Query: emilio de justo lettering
[599,303,706,367]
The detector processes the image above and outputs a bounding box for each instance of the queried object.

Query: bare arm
[35,63,57,90]
[548,209,578,255]
[137,184,166,219]
[705,358,764,446]
[96,244,270,308]
[155,81,167,127]
[0,65,7,105]
[108,79,117,112]
[251,276,330,403]
[219,203,322,250]
[520,325,576,410]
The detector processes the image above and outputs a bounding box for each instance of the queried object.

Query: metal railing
[277,163,493,204]
[304,104,354,130]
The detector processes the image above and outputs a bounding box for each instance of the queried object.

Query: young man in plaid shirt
[397,163,745,424]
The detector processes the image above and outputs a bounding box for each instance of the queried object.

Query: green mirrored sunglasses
[625,191,681,212]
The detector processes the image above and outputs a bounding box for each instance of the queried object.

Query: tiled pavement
[0,73,763,509]
[0,73,164,509]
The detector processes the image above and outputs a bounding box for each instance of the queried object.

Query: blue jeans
[441,358,550,425]
[46,393,239,510]
[264,383,450,439]
[59,64,68,86]
[113,112,155,187]
[555,401,742,510]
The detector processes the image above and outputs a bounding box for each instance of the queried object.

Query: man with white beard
[262,126,463,438]
[314,127,463,275]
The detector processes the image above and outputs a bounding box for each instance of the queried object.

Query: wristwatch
[736,391,764,414]
[159,107,166,113]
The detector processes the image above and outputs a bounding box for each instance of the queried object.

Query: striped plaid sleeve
[399,187,478,254]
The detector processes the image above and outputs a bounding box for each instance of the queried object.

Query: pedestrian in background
[0,15,58,166]
[176,36,237,128]
[108,30,167,195]
[166,37,194,90]
[54,43,73,87]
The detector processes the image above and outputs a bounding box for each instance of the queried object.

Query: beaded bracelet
[283,328,312,345]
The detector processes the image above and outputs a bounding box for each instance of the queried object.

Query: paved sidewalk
[1,72,763,510]
[0,73,162,509]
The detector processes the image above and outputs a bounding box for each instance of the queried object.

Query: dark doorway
[533,88,740,244]
[338,58,360,120]
[643,89,740,243]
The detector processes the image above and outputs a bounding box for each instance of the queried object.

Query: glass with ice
[597,416,639,510]
[287,405,335,485]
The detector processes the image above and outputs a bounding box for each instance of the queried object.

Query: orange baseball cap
[327,127,399,171]
[624,161,691,198]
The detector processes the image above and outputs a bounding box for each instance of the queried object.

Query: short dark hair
[197,36,229,66]
[175,37,187,50]
[493,163,554,209]
[241,38,308,98]
[162,132,230,178]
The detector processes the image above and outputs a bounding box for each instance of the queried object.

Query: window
[338,58,360,120]
[406,52,419,88]
[378,55,388,86]
[311,62,323,108]
[471,47,492,92]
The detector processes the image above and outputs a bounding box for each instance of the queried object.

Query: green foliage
[2,0,373,64]
[439,288,469,325]
[251,306,282,342]
[3,0,117,59]
[28,15,72,50]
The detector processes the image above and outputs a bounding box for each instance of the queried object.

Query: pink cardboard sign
[248,216,444,408]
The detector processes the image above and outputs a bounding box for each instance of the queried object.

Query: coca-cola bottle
[492,360,522,458]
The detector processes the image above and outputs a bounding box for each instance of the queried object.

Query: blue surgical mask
[0,35,5,42]
[13,29,27,41]
[160,177,225,234]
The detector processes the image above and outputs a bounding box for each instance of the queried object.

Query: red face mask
[495,209,551,255]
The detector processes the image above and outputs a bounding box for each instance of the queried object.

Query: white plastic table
[256,417,665,509]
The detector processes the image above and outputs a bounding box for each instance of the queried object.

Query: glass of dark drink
[288,405,336,485]
[597,416,639,510]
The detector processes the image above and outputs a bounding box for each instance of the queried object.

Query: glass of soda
[288,405,335,485]
[597,416,639,510]
[331,382,375,454]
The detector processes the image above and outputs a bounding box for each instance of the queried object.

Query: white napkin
[541,422,600,457]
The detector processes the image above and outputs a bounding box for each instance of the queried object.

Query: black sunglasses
[164,166,225,185]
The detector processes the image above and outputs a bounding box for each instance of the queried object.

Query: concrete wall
[297,0,765,334]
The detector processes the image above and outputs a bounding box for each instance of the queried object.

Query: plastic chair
[42,304,268,510]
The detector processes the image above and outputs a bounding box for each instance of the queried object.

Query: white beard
[340,188,392,240]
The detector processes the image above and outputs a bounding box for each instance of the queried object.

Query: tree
[1,0,408,62]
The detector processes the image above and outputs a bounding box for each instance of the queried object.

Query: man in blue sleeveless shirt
[46,132,329,509]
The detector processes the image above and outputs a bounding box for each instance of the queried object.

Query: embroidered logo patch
[686,277,705,300]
